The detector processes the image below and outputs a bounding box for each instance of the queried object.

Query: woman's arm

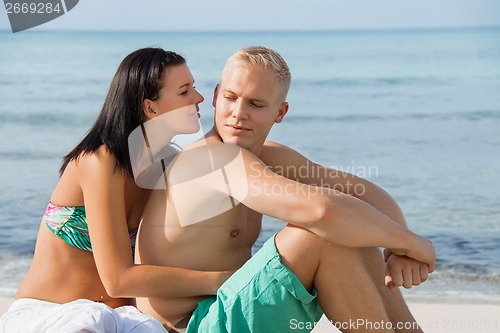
[78,148,229,298]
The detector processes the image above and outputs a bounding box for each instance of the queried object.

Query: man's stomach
[135,214,258,327]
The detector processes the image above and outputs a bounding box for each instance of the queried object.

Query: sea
[0,27,499,305]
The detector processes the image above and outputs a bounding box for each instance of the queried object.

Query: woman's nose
[194,90,204,104]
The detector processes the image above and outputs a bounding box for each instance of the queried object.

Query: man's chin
[223,136,249,149]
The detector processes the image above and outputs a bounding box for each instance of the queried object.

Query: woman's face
[148,63,204,134]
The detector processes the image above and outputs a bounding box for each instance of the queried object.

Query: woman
[0,48,231,332]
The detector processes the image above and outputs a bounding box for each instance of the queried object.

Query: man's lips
[226,124,251,132]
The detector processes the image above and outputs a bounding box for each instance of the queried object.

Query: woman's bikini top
[43,202,137,252]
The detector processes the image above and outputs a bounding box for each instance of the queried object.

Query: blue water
[1,28,499,304]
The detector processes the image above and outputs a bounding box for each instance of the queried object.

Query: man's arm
[212,143,436,270]
[259,141,407,227]
[259,141,431,288]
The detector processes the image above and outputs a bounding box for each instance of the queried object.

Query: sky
[1,0,500,32]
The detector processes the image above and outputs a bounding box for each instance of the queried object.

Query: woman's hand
[207,270,237,294]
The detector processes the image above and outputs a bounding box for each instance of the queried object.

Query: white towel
[0,298,166,333]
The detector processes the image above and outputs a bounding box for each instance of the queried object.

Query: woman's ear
[143,99,157,120]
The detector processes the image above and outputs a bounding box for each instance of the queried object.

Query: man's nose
[231,100,248,119]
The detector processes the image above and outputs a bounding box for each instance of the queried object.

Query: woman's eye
[180,91,188,95]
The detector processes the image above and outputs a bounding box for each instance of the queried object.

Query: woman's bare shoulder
[72,146,127,185]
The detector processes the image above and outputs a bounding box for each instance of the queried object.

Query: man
[135,46,435,333]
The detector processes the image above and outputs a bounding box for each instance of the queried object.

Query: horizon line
[1,24,500,34]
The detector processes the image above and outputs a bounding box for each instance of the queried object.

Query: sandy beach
[311,303,500,333]
[1,296,498,332]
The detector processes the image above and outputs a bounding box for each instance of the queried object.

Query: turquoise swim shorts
[185,234,323,332]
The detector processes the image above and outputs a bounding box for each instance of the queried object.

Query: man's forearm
[306,190,411,250]
[292,188,435,269]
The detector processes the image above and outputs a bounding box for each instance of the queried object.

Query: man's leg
[275,225,423,333]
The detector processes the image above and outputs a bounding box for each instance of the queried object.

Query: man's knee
[275,224,332,265]
[274,225,326,290]
[275,225,380,265]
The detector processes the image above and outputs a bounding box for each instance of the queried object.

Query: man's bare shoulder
[260,141,309,168]
[263,140,288,149]
[169,140,250,183]
[261,141,303,157]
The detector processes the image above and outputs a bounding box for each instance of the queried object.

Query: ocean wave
[0,253,33,297]
[10,109,497,128]
[0,76,108,87]
[294,76,458,88]
[1,92,104,104]
[0,111,95,127]
[0,151,61,161]
[283,109,500,123]
[432,263,500,284]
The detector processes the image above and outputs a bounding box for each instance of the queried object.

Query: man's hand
[384,249,431,291]
[389,233,436,273]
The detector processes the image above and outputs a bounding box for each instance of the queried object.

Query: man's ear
[274,102,289,123]
[143,99,157,120]
[212,83,220,108]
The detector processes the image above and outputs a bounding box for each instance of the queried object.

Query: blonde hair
[221,46,291,103]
